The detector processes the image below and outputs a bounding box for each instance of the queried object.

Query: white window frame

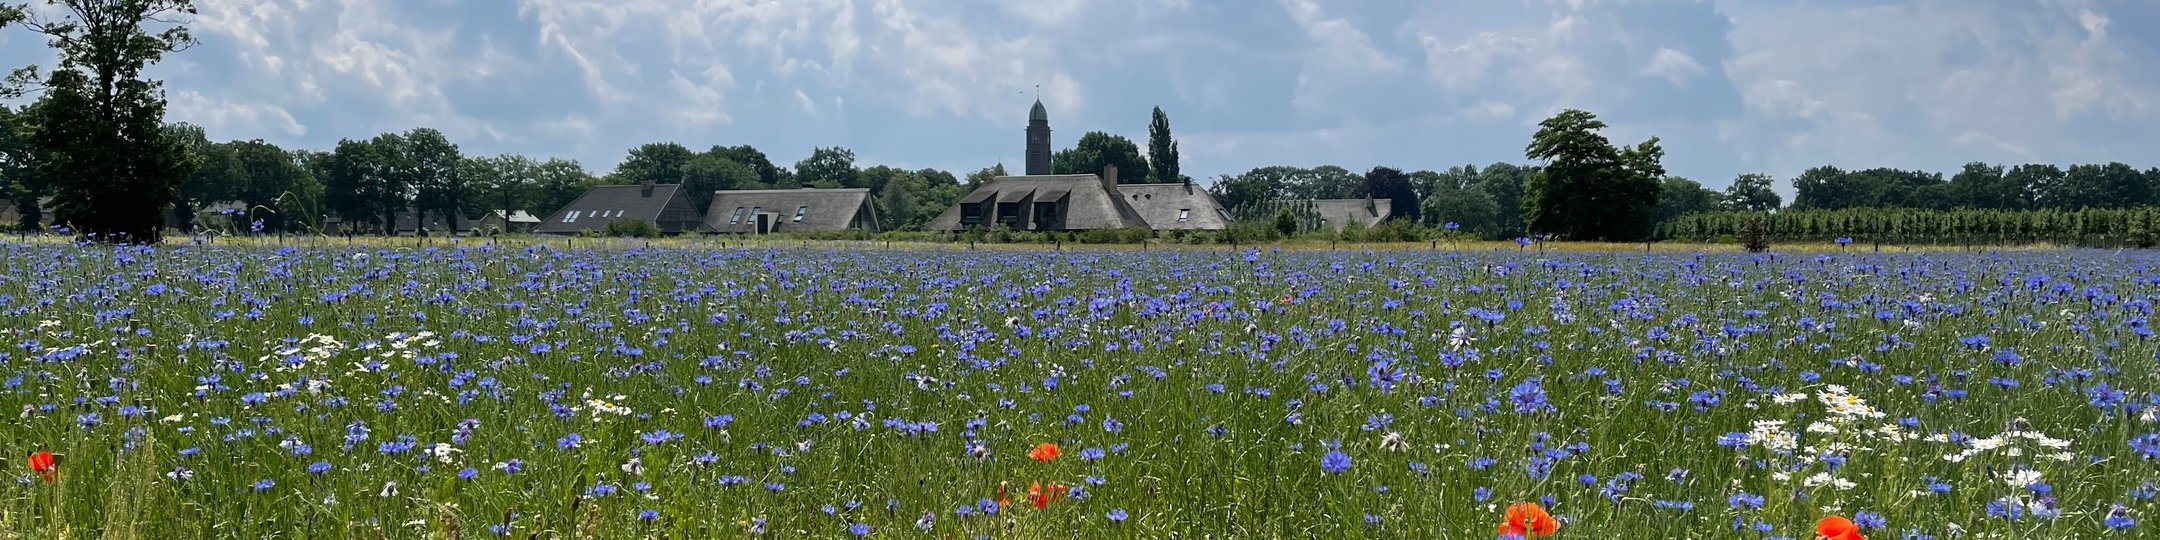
[794,206,808,222]
[731,207,746,224]
[564,210,580,223]
[1177,209,1190,222]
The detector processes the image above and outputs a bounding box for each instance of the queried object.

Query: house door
[755,213,772,234]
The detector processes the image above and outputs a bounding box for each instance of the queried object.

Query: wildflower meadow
[4,241,2158,539]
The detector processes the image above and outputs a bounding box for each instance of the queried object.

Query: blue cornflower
[1107,508,1129,523]
[459,467,478,480]
[638,510,658,522]
[1728,492,1764,510]
[2132,433,2160,460]
[1320,450,1352,474]
[847,522,870,537]
[252,479,274,491]
[1509,378,1553,414]
[308,461,332,475]
[1853,511,1886,529]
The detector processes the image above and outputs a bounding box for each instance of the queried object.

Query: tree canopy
[1053,131,1149,183]
[1521,109,1664,241]
[4,0,201,242]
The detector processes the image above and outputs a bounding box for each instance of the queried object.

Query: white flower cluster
[264,333,347,372]
[1931,428,2074,463]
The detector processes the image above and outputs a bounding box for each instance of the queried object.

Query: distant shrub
[604,218,662,238]
[1740,217,1770,253]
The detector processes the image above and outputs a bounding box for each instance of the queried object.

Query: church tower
[1026,99,1052,175]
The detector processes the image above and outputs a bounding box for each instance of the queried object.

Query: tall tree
[1947,162,2012,210]
[964,163,1007,190]
[709,144,785,186]
[1723,173,1782,211]
[2007,163,2068,209]
[1474,163,1532,238]
[609,142,695,185]
[4,0,201,242]
[1423,186,1499,236]
[1521,109,1663,241]
[168,123,232,230]
[466,154,538,221]
[533,158,597,216]
[324,134,411,233]
[1146,106,1182,184]
[1052,131,1149,183]
[405,127,464,229]
[230,139,315,232]
[1209,169,1285,215]
[1656,177,1722,226]
[794,146,859,187]
[2063,162,2146,209]
[1360,166,1418,223]
[0,104,40,230]
[681,153,759,203]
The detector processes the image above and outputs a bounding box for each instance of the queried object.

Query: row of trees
[1205,107,2160,244]
[1664,207,2160,248]
[1791,162,2160,211]
[2,0,2150,246]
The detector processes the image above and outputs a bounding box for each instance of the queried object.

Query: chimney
[1102,164,1119,193]
[641,179,655,197]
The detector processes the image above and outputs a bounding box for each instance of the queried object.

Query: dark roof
[1114,183,1231,230]
[1312,198,1394,230]
[927,175,1149,231]
[535,184,705,234]
[1029,100,1048,124]
[705,188,879,233]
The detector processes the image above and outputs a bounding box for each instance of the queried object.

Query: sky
[3,0,2156,195]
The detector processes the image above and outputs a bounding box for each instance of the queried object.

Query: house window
[1177,209,1190,222]
[750,207,761,218]
[731,207,746,224]
[960,203,983,225]
[565,210,580,223]
[793,206,808,222]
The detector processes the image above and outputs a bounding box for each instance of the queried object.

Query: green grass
[0,241,2150,538]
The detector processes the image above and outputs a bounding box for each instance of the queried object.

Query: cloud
[167,90,307,138]
[2,0,2142,190]
[1716,0,2158,185]
[1640,47,1705,85]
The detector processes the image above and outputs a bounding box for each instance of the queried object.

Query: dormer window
[794,206,808,222]
[1177,209,1190,222]
[731,207,746,224]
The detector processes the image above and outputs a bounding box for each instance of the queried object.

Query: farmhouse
[1310,196,1393,230]
[928,99,1229,232]
[1114,182,1233,230]
[705,187,880,234]
[927,168,1149,231]
[476,210,542,234]
[535,181,705,235]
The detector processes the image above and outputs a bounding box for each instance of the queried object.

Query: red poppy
[1026,481,1068,509]
[1027,442,1060,463]
[27,451,55,483]
[995,481,1011,509]
[1496,502,1559,538]
[1816,515,1867,540]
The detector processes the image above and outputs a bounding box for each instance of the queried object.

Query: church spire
[1026,94,1051,175]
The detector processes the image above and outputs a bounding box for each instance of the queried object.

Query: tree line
[6,5,2155,245]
